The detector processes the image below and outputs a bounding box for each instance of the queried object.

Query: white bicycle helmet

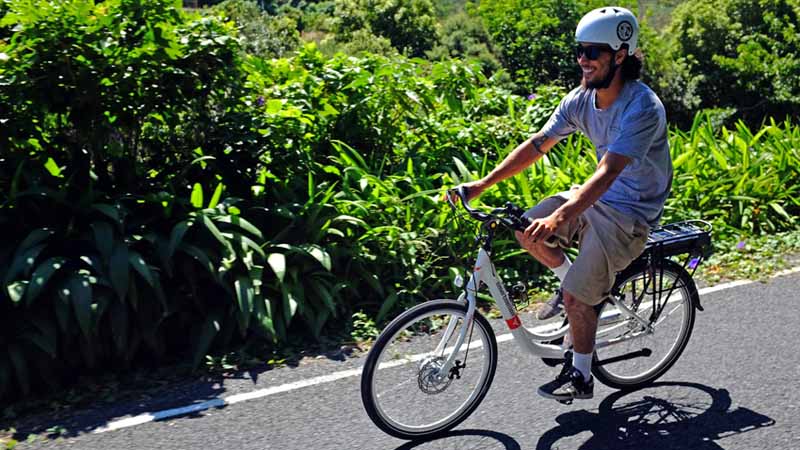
[575,6,638,55]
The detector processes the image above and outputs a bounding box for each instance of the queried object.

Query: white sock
[550,256,572,284]
[572,351,593,382]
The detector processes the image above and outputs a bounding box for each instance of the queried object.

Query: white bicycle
[360,187,712,440]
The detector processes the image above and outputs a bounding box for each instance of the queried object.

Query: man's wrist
[532,135,547,156]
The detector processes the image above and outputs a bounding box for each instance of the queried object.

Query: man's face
[576,43,621,89]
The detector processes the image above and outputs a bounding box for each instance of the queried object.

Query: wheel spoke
[361,301,497,439]
[593,261,696,389]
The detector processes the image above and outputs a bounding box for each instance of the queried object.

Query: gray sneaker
[536,289,564,320]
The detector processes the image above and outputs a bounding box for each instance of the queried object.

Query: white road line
[93,266,800,434]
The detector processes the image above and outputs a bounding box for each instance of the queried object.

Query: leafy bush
[209,0,302,59]
[332,0,439,57]
[0,0,274,400]
[473,0,584,90]
[649,0,800,125]
[426,11,503,76]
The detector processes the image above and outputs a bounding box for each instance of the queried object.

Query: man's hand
[446,180,488,205]
[523,213,563,244]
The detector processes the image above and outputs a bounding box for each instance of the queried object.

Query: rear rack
[644,220,713,258]
[614,220,714,314]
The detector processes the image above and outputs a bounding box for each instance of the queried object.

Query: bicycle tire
[592,258,698,390]
[360,300,498,440]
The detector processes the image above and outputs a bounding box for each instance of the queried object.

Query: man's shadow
[535,381,775,450]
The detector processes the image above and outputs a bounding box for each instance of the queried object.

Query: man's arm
[462,132,560,201]
[525,151,631,243]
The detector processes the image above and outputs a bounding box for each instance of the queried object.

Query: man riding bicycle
[456,7,672,403]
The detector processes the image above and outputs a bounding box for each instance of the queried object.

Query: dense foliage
[644,0,800,125]
[0,0,798,403]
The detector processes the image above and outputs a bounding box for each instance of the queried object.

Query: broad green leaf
[191,183,204,208]
[234,276,254,330]
[266,99,283,114]
[17,228,53,252]
[235,234,266,259]
[215,215,263,239]
[254,298,275,339]
[167,220,192,259]
[191,314,221,370]
[92,204,121,224]
[44,157,62,177]
[110,242,129,301]
[452,157,471,179]
[376,290,399,322]
[128,251,156,287]
[7,280,27,303]
[280,284,299,327]
[91,221,114,263]
[7,345,30,394]
[769,202,793,221]
[300,245,332,271]
[25,329,57,358]
[202,215,228,246]
[4,243,46,285]
[25,257,66,305]
[68,276,93,339]
[208,182,224,209]
[267,253,286,283]
[179,243,217,277]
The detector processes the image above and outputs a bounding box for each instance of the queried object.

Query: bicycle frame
[433,247,658,376]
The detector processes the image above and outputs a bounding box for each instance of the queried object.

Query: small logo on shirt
[617,21,633,41]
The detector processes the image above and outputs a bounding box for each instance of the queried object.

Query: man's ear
[615,49,626,66]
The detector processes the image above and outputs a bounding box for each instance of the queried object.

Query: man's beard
[581,65,620,89]
[581,67,609,90]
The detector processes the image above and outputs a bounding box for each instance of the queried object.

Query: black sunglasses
[575,44,613,60]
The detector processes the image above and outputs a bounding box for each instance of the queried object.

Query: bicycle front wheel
[360,300,498,440]
[593,259,698,390]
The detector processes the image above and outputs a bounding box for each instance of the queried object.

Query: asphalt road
[14,271,800,450]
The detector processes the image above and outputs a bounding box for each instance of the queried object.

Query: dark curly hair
[620,47,643,80]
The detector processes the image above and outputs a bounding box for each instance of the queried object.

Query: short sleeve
[540,89,579,141]
[607,105,664,163]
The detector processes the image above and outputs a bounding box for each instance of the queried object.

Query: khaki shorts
[523,191,650,306]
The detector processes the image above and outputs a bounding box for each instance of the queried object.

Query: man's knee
[563,290,591,312]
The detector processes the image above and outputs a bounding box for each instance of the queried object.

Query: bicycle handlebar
[446,186,531,232]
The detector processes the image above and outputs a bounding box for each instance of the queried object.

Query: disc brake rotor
[417,356,452,394]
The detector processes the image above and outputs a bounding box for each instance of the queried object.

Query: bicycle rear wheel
[592,259,697,390]
[360,300,497,440]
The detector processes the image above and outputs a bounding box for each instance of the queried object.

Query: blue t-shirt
[541,81,672,227]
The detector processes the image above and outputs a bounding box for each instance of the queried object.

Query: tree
[333,0,438,57]
[656,0,800,124]
[474,0,584,90]
[210,0,301,59]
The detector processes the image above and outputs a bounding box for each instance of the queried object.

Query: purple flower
[688,257,700,270]
[736,240,746,250]
[527,93,537,101]
[256,96,265,107]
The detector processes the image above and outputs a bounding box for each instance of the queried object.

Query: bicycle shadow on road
[395,429,521,450]
[535,381,775,450]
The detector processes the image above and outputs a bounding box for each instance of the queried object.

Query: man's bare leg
[562,291,597,354]
[514,231,566,268]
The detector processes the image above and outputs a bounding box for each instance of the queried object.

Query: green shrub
[426,11,503,77]
[209,0,301,59]
[652,0,800,125]
[332,0,439,57]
